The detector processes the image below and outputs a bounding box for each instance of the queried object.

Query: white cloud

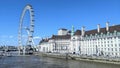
[33,36,41,39]
[9,36,14,38]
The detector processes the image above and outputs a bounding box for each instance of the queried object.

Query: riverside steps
[38,52,120,65]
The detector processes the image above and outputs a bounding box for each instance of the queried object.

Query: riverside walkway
[39,53,120,65]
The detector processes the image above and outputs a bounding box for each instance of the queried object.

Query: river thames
[0,56,120,68]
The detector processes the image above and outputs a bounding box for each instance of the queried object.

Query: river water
[0,56,120,68]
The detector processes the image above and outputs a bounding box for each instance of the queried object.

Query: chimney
[81,26,85,36]
[97,24,100,33]
[106,22,109,31]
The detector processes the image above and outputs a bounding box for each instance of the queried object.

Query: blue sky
[0,0,120,46]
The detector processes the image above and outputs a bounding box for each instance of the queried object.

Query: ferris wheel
[18,4,35,54]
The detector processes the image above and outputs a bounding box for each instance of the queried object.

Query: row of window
[84,32,120,39]
[104,52,120,56]
[83,44,120,47]
[83,44,116,47]
[82,41,118,45]
[85,48,120,52]
[82,40,119,44]
[83,38,118,42]
[53,45,68,50]
[100,48,120,51]
[85,52,120,56]
[83,36,119,40]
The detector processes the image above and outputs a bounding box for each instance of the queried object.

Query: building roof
[68,30,71,33]
[109,25,120,32]
[39,38,50,44]
[51,35,71,40]
[39,24,120,44]
[85,25,120,36]
[59,28,67,31]
[74,30,81,35]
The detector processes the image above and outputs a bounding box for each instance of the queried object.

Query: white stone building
[80,22,120,57]
[70,30,81,54]
[39,29,71,53]
[69,22,120,57]
[39,39,50,52]
[39,22,120,57]
[50,35,70,53]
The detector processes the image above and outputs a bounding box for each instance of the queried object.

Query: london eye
[18,4,34,54]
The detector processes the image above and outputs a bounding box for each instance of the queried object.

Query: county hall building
[39,22,120,57]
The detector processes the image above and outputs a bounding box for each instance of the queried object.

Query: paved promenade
[38,52,120,65]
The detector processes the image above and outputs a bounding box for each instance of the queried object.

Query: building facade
[39,22,120,57]
[39,28,71,53]
[80,23,120,57]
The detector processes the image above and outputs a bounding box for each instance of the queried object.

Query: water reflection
[0,56,120,68]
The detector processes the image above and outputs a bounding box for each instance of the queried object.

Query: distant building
[39,22,120,57]
[39,38,51,52]
[39,28,71,53]
[58,28,69,35]
[50,35,70,53]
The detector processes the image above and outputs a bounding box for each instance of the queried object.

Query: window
[111,48,113,51]
[112,53,113,55]
[116,53,117,56]
[104,48,106,50]
[98,45,100,47]
[118,36,120,39]
[101,48,103,50]
[108,48,110,51]
[115,48,117,51]
[105,53,106,55]
[111,44,113,47]
[101,45,103,47]
[115,44,117,47]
